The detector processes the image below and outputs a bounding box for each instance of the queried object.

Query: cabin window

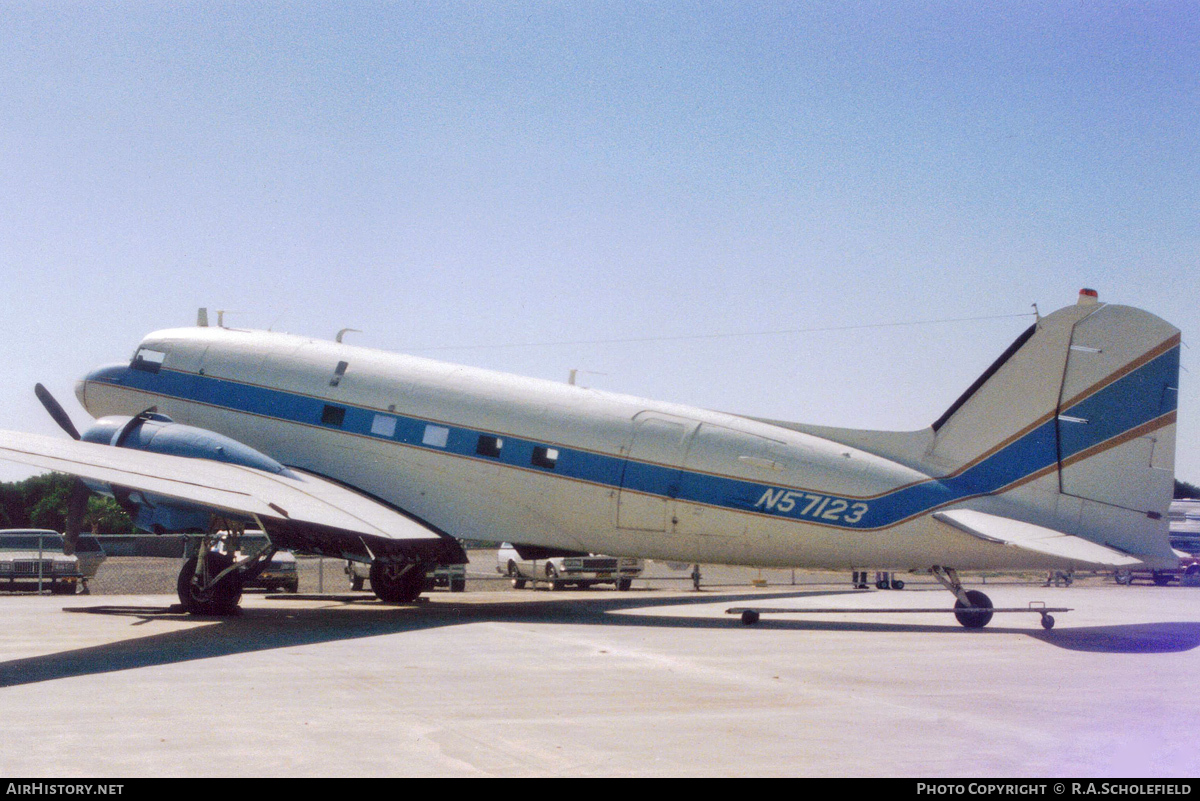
[531,446,559,469]
[131,347,167,373]
[371,414,397,437]
[476,435,503,458]
[321,405,346,427]
[422,424,449,448]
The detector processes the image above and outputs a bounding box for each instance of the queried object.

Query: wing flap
[933,508,1143,567]
[0,430,441,543]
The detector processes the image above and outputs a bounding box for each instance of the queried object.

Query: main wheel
[617,578,632,591]
[1153,571,1173,587]
[953,590,994,629]
[177,553,243,615]
[449,577,466,592]
[370,560,426,603]
[508,560,527,589]
[891,579,905,590]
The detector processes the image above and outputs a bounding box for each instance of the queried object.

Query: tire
[350,575,364,591]
[1153,571,1173,587]
[177,553,243,615]
[891,579,905,590]
[370,560,426,603]
[545,563,563,591]
[1041,614,1055,630]
[450,578,466,592]
[50,582,76,595]
[953,590,994,629]
[1114,570,1132,585]
[617,578,632,591]
[508,561,527,589]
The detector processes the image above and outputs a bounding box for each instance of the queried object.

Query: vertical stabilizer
[929,293,1179,561]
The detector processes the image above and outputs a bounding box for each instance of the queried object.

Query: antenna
[336,328,362,344]
[568,369,608,386]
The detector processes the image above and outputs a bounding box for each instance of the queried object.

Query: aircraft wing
[933,509,1143,568]
[0,430,443,545]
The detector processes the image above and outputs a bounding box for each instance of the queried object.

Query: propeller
[33,383,89,554]
[34,383,81,441]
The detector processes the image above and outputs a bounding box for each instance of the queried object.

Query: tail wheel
[953,590,994,629]
[177,553,242,615]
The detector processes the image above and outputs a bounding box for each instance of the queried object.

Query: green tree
[85,495,137,536]
[0,473,135,534]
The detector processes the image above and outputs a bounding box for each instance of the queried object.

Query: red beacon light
[1078,288,1099,306]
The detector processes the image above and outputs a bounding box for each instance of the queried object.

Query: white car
[0,530,85,595]
[498,543,643,591]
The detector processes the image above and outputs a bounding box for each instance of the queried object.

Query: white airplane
[0,289,1181,627]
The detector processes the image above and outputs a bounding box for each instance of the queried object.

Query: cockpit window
[131,347,167,373]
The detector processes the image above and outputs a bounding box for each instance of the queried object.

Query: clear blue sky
[1,2,1196,482]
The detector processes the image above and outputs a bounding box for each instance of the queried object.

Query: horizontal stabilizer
[933,509,1143,568]
[0,430,442,544]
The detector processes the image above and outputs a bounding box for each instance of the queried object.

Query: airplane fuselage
[72,319,1173,572]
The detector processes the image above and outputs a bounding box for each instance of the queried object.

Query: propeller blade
[63,478,90,556]
[113,407,158,448]
[34,383,81,441]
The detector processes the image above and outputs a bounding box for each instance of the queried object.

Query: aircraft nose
[75,377,87,411]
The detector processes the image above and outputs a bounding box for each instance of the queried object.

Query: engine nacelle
[80,413,290,534]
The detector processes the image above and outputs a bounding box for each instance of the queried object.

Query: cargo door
[616,413,697,531]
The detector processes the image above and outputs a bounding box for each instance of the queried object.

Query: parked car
[498,543,643,590]
[74,535,107,581]
[345,560,466,592]
[233,533,299,593]
[0,530,84,595]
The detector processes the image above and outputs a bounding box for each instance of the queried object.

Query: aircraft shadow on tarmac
[1,590,1198,688]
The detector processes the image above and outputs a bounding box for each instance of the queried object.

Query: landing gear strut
[932,566,994,629]
[176,527,276,616]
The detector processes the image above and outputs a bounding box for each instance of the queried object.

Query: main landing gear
[176,528,277,616]
[931,566,995,629]
[369,559,428,604]
[177,549,243,615]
